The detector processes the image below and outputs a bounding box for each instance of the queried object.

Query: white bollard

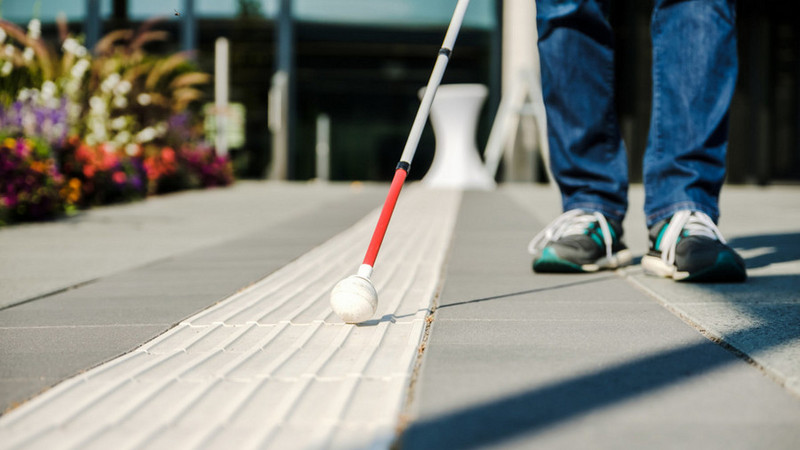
[214,37,229,156]
[421,84,495,190]
[316,113,330,181]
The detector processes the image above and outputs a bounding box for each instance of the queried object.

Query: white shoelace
[656,210,726,266]
[527,210,614,261]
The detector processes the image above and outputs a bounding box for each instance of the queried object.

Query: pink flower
[161,147,175,163]
[3,194,16,208]
[15,139,30,158]
[112,171,127,184]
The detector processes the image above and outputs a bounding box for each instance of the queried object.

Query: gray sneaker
[641,210,747,282]
[529,210,632,273]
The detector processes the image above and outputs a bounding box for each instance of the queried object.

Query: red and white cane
[330,0,471,323]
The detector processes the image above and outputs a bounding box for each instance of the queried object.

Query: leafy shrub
[57,136,147,207]
[0,135,70,223]
[0,16,234,225]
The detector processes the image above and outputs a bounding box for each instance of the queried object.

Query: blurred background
[1,0,798,188]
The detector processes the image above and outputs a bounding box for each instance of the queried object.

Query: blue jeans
[536,0,738,227]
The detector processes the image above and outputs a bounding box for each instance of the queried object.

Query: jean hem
[646,201,720,227]
[563,202,626,224]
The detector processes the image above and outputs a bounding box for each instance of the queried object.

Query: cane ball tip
[330,275,378,323]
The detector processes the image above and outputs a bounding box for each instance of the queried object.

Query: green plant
[0,14,233,225]
[0,135,72,223]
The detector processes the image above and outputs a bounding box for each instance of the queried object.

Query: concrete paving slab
[1,181,798,449]
[621,185,800,397]
[0,182,386,414]
[0,182,384,309]
[0,186,461,449]
[0,324,168,413]
[401,188,800,449]
[506,183,800,397]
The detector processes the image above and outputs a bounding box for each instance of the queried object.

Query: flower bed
[0,136,65,223]
[0,16,234,226]
[0,134,233,226]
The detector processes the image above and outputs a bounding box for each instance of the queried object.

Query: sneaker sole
[534,249,633,274]
[641,252,746,282]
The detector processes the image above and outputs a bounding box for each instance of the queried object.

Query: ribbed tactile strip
[0,187,461,450]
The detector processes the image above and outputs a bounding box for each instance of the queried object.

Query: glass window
[1,0,112,24]
[294,0,495,29]
[1,0,494,28]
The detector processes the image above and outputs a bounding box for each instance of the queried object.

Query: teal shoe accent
[681,250,747,283]
[533,246,586,273]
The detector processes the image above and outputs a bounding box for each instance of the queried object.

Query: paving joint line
[618,266,800,400]
[0,278,100,312]
[390,192,462,448]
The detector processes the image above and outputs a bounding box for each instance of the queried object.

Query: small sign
[204,102,245,149]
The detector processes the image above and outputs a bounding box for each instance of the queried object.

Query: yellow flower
[30,161,46,173]
[61,178,82,204]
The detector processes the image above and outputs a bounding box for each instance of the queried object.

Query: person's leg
[641,0,745,282]
[530,0,631,273]
[537,0,629,223]
[644,0,738,226]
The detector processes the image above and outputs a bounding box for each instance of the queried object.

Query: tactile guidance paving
[0,187,461,450]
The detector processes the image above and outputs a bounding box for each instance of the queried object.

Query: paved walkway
[1,181,799,449]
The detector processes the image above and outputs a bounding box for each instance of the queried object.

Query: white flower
[89,96,106,113]
[62,35,88,57]
[89,118,108,141]
[18,88,31,101]
[63,38,79,54]
[22,47,34,62]
[5,44,15,57]
[125,144,139,156]
[51,123,65,139]
[70,59,90,79]
[114,130,131,144]
[22,111,36,134]
[0,28,6,45]
[136,127,157,143]
[115,80,132,95]
[45,96,59,109]
[27,19,41,40]
[1,61,11,76]
[112,95,127,109]
[137,93,152,106]
[68,103,82,120]
[111,117,127,130]
[41,80,57,100]
[101,73,120,93]
[64,79,81,97]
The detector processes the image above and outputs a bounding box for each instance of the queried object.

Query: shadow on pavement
[399,231,800,448]
[436,275,618,311]
[398,317,800,449]
[728,232,800,269]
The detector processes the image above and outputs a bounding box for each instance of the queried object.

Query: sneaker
[641,210,747,282]
[528,209,632,273]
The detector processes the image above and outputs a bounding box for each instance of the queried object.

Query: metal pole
[85,0,101,50]
[272,0,295,179]
[111,0,127,30]
[181,0,196,53]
